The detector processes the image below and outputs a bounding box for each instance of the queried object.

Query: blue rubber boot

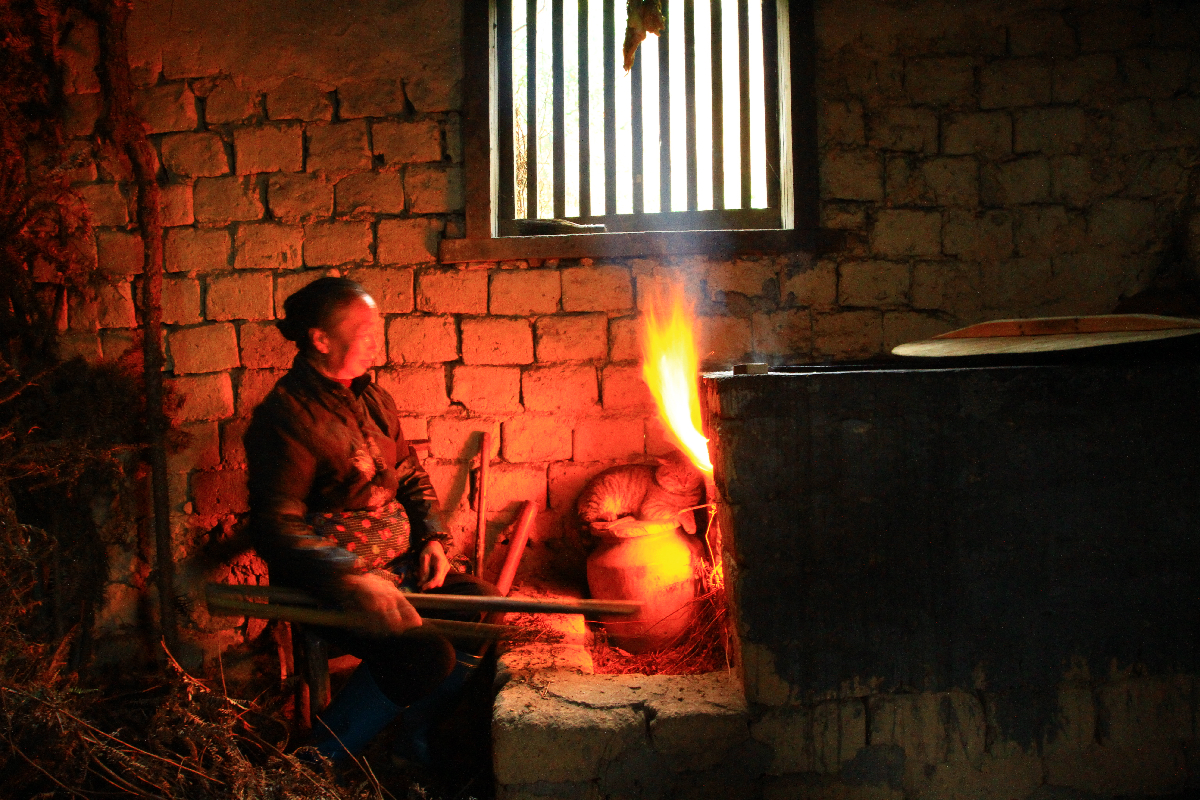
[311,664,401,764]
[391,649,483,768]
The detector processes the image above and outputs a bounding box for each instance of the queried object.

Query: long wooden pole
[495,500,536,596]
[475,431,491,575]
[206,584,641,616]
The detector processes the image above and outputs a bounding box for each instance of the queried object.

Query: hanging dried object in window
[623,0,665,72]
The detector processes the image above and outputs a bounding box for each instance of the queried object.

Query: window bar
[710,0,724,210]
[525,0,538,219]
[631,49,644,214]
[737,0,752,210]
[578,0,591,218]
[658,26,671,213]
[603,0,617,215]
[683,0,698,211]
[552,0,566,218]
[497,0,515,222]
[762,0,781,210]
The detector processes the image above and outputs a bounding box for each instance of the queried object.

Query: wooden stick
[205,595,518,640]
[206,584,641,616]
[476,431,491,575]
[496,501,537,597]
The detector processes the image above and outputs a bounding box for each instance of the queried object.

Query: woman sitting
[244,277,494,767]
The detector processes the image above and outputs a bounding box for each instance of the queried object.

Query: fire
[641,287,713,474]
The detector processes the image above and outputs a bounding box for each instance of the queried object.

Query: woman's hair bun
[276,277,369,349]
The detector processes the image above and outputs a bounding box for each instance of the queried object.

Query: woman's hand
[341,573,423,635]
[418,540,451,590]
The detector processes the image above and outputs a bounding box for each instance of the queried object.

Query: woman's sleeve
[245,404,356,597]
[394,452,453,552]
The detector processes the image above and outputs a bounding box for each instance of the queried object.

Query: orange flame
[642,287,713,474]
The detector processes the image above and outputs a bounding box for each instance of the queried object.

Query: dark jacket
[244,356,449,601]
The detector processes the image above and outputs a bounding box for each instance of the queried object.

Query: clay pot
[586,518,703,653]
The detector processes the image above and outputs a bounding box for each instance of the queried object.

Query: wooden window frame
[441,0,829,264]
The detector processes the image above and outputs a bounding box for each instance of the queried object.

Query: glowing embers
[641,286,713,474]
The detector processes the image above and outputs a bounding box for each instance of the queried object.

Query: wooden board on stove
[892,314,1200,357]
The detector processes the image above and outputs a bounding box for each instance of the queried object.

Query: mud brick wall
[49,0,1200,666]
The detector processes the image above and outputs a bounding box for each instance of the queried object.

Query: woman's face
[310,294,382,381]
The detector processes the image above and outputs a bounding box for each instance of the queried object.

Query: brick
[63,92,101,137]
[868,107,938,152]
[501,415,572,462]
[910,262,979,320]
[165,227,231,273]
[162,276,201,325]
[561,266,633,312]
[96,282,136,328]
[239,321,292,369]
[980,257,1054,316]
[981,157,1051,206]
[57,331,101,362]
[534,314,607,362]
[96,230,143,275]
[885,155,933,206]
[373,119,441,165]
[267,77,333,121]
[169,421,220,474]
[818,99,865,147]
[406,68,461,114]
[234,123,303,174]
[375,366,450,413]
[979,60,1052,109]
[489,269,561,315]
[905,57,974,106]
[388,314,458,364]
[942,209,1014,260]
[698,315,752,366]
[234,223,303,270]
[523,365,598,413]
[609,316,640,361]
[194,176,264,224]
[922,157,978,206]
[943,112,1012,157]
[462,318,533,365]
[601,364,653,411]
[813,310,884,360]
[78,183,128,226]
[1010,205,1092,261]
[574,417,645,462]
[192,469,249,516]
[1088,198,1157,253]
[782,261,837,307]
[428,415,501,462]
[1078,6,1154,53]
[268,173,334,222]
[346,267,414,314]
[169,323,240,374]
[236,368,286,416]
[1051,156,1097,208]
[451,365,522,413]
[135,83,197,133]
[483,463,548,512]
[302,221,372,266]
[68,290,99,331]
[160,183,195,227]
[160,133,228,178]
[1013,108,1086,156]
[60,17,99,94]
[339,79,408,118]
[444,116,462,163]
[820,150,883,201]
[405,165,464,213]
[416,268,488,314]
[378,218,442,265]
[306,121,371,176]
[838,261,910,307]
[1125,50,1190,101]
[872,209,942,257]
[547,461,602,512]
[1009,12,1076,57]
[206,271,273,321]
[219,415,252,469]
[707,258,778,300]
[204,83,258,124]
[60,140,98,183]
[335,172,405,215]
[1052,54,1120,104]
[273,270,338,317]
[884,312,953,351]
[752,309,813,358]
